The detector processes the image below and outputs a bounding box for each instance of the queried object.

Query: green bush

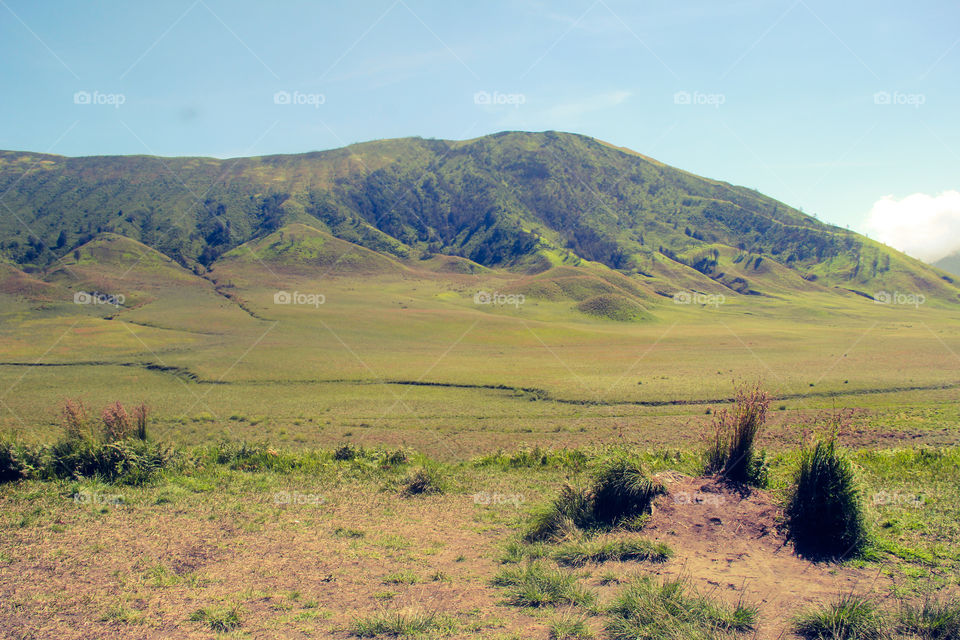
[792,595,885,640]
[46,437,174,485]
[785,438,869,560]
[525,484,595,542]
[606,575,756,640]
[704,383,770,486]
[0,441,26,483]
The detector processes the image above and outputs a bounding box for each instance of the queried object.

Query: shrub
[492,562,596,608]
[785,438,869,560]
[0,441,25,483]
[898,594,960,640]
[606,575,756,640]
[46,437,174,485]
[792,595,885,640]
[704,383,770,486]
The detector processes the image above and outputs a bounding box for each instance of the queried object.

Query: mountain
[1,131,957,303]
[933,251,960,278]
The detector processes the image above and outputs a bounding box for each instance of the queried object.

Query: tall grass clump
[785,437,869,560]
[525,458,664,542]
[591,458,666,525]
[492,562,596,608]
[898,594,960,640]
[792,595,885,640]
[704,383,770,486]
[605,575,756,640]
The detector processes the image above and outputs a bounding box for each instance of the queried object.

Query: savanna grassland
[1,228,959,640]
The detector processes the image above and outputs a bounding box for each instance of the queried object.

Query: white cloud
[863,190,960,262]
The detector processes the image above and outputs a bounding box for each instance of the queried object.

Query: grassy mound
[575,294,650,321]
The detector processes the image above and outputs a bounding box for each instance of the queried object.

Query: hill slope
[0,132,957,302]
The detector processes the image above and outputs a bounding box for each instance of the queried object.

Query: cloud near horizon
[864,190,960,263]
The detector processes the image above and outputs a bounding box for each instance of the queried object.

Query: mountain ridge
[1,131,957,304]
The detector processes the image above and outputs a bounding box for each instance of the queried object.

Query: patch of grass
[549,610,594,639]
[382,569,420,585]
[525,458,664,542]
[898,594,960,640]
[100,602,144,624]
[552,537,672,567]
[786,437,869,560]
[605,575,756,640]
[703,382,770,486]
[351,611,452,637]
[189,604,242,632]
[792,595,885,640]
[492,562,596,608]
[401,466,446,496]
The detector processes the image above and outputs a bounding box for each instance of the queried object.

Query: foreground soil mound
[644,473,889,639]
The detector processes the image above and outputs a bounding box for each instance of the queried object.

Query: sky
[1,0,958,262]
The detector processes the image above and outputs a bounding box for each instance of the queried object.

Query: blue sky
[2,0,958,259]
